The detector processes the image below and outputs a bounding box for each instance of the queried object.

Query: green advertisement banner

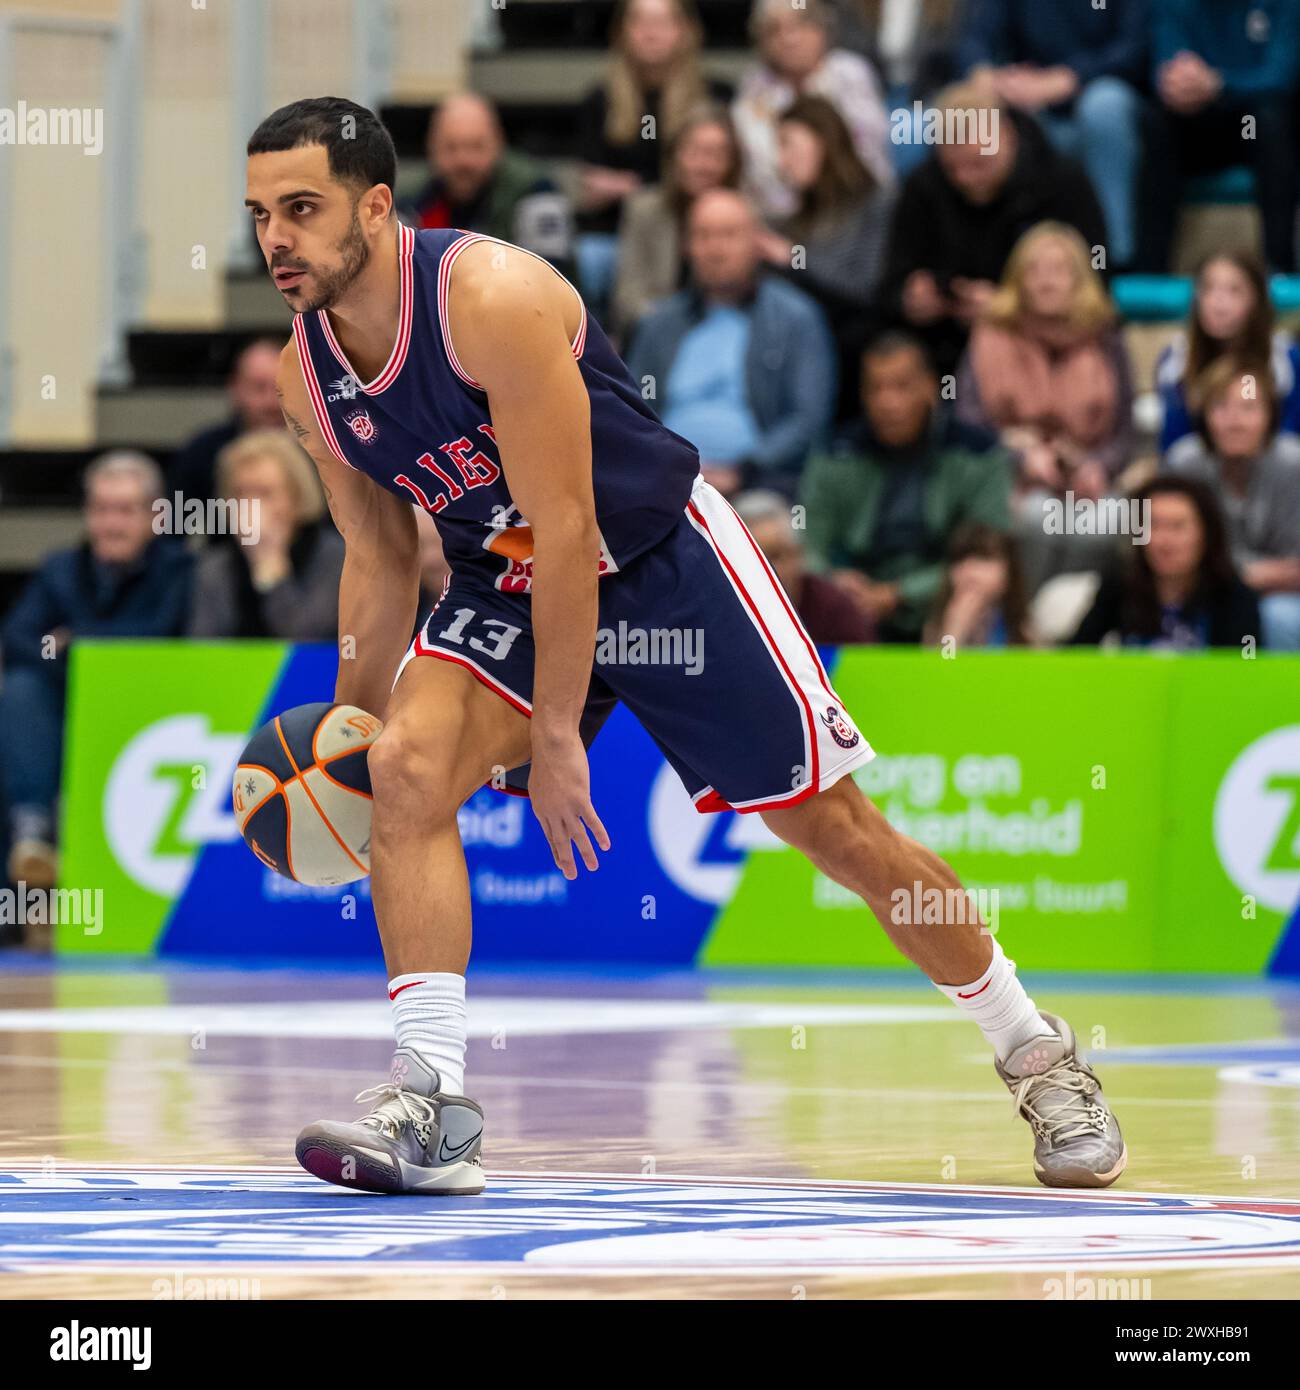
[703,650,1300,973]
[55,642,1299,972]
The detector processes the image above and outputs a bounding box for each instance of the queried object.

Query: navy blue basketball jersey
[293,225,700,592]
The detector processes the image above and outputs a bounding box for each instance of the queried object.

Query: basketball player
[245,98,1126,1193]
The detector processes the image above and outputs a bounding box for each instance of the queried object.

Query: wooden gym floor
[1,960,1299,1300]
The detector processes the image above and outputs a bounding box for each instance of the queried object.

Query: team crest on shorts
[821,705,859,749]
[345,410,378,444]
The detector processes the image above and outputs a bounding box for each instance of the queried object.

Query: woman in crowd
[1069,475,1261,649]
[955,221,1133,593]
[1155,249,1300,452]
[575,0,726,309]
[611,104,741,341]
[187,430,344,640]
[733,0,891,221]
[1165,357,1300,650]
[924,523,1034,648]
[759,94,895,414]
[957,221,1133,485]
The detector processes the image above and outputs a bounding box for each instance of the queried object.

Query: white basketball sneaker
[995,1011,1127,1188]
[295,1047,485,1194]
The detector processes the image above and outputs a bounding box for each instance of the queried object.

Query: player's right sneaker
[295,1047,485,1195]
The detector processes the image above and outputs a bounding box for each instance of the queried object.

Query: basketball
[231,702,382,886]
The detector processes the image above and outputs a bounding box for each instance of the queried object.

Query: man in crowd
[627,187,836,498]
[879,82,1107,375]
[167,337,285,506]
[1139,0,1299,272]
[404,92,574,277]
[800,332,1011,641]
[1,452,192,894]
[957,0,1148,269]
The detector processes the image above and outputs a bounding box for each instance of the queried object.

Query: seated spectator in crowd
[733,489,876,643]
[612,105,742,342]
[759,95,896,414]
[923,522,1034,648]
[1139,0,1299,273]
[404,94,573,275]
[879,84,1107,376]
[799,332,1012,641]
[576,0,727,307]
[955,221,1133,591]
[957,0,1148,269]
[1069,475,1261,649]
[828,0,962,105]
[1165,358,1300,649]
[0,452,192,890]
[187,431,343,640]
[414,507,451,636]
[627,189,836,498]
[1155,249,1300,452]
[734,0,892,222]
[167,337,284,507]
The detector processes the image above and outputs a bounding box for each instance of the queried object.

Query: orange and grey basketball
[232,702,382,885]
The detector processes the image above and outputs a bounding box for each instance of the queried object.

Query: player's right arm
[276,338,419,719]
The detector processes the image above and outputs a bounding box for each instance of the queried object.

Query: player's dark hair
[247,96,397,201]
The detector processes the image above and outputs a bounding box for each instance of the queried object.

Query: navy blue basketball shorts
[394,476,875,814]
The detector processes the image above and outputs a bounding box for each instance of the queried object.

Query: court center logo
[104,715,245,895]
[1213,726,1300,913]
[4,1167,1300,1272]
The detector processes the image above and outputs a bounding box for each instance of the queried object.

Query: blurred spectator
[760,94,896,414]
[956,221,1132,486]
[612,105,741,341]
[1139,0,1299,272]
[626,189,836,498]
[958,0,1148,269]
[733,489,875,642]
[1156,249,1300,452]
[1069,475,1261,649]
[1165,358,1300,649]
[576,0,727,307]
[404,94,573,274]
[187,431,343,640]
[0,452,192,890]
[734,0,892,221]
[167,338,284,506]
[923,521,1034,647]
[879,84,1107,376]
[799,331,1012,641]
[828,0,962,100]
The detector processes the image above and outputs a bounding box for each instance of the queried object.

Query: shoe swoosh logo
[439,1130,481,1162]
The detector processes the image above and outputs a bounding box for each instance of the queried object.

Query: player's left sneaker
[995,1011,1127,1189]
[295,1047,485,1195]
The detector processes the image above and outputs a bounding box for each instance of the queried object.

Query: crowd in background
[4,0,1300,888]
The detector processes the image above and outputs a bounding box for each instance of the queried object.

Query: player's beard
[296,205,371,313]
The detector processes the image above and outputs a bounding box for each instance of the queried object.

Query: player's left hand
[528,732,611,880]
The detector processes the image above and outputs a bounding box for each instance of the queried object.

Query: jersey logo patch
[346,410,378,444]
[327,374,361,403]
[822,706,859,749]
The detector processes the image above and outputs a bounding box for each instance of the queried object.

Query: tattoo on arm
[276,383,311,440]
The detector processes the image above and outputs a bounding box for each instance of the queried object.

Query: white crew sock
[388,972,467,1095]
[932,937,1056,1063]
